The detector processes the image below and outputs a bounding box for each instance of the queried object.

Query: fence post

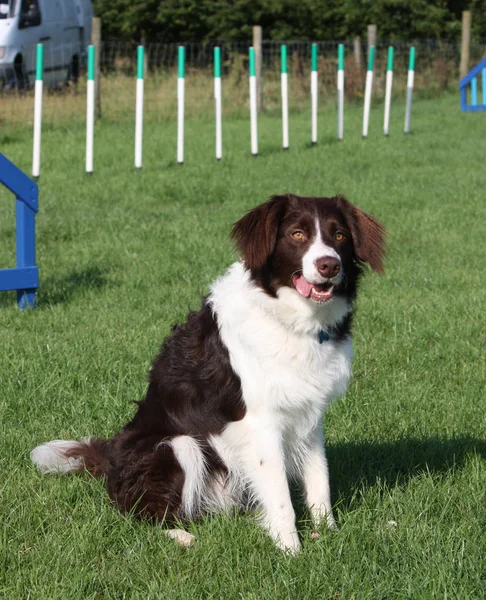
[253,25,263,112]
[460,10,471,80]
[353,36,362,71]
[91,17,101,118]
[367,25,376,61]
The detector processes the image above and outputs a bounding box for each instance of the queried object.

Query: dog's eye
[334,232,345,242]
[292,231,305,241]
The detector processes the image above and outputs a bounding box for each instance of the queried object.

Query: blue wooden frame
[459,58,486,112]
[0,153,39,309]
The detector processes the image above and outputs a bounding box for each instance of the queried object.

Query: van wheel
[13,55,27,91]
[67,55,80,86]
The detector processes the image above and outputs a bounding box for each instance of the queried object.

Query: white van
[0,0,93,89]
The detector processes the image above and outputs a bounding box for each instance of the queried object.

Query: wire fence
[1,39,485,128]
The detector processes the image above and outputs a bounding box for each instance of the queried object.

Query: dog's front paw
[311,506,338,532]
[275,531,301,554]
[326,513,339,531]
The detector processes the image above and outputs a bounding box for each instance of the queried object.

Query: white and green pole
[337,44,344,141]
[134,45,144,169]
[32,43,43,178]
[249,46,258,156]
[383,46,394,136]
[311,43,318,145]
[86,44,95,174]
[362,45,374,138]
[404,47,415,134]
[214,47,222,161]
[281,44,289,150]
[177,46,185,164]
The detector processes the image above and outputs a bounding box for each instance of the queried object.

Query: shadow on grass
[37,265,115,308]
[327,435,486,510]
[0,265,116,309]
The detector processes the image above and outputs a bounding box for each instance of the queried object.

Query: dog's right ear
[231,195,289,270]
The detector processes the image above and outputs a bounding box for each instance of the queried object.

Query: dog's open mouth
[292,274,334,303]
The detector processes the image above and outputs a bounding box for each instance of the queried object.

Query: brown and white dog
[31,194,385,553]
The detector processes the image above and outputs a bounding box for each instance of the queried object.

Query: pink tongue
[293,275,313,298]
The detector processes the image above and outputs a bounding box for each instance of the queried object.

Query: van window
[18,0,41,28]
[0,0,16,19]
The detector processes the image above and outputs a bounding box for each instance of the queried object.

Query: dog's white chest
[210,263,353,438]
[227,319,352,418]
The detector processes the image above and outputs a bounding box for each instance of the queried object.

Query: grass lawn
[1,94,485,599]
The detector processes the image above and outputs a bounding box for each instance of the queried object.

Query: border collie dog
[32,194,385,553]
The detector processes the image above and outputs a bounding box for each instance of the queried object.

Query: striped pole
[337,44,344,141]
[281,45,289,150]
[383,46,394,136]
[404,47,415,134]
[86,45,95,174]
[311,43,318,145]
[177,46,185,164]
[249,47,258,156]
[134,45,144,169]
[32,44,43,178]
[214,47,222,161]
[362,46,374,138]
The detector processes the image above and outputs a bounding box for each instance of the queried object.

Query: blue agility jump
[459,58,486,112]
[0,153,39,309]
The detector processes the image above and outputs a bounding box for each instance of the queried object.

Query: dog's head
[231,194,386,303]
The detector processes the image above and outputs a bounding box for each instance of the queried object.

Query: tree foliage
[92,0,486,42]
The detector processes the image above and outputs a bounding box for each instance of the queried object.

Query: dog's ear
[231,195,289,270]
[338,197,386,273]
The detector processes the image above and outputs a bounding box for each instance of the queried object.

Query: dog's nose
[315,256,341,278]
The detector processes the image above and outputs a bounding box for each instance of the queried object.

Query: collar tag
[318,330,330,344]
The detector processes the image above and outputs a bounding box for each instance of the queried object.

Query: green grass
[1,95,485,599]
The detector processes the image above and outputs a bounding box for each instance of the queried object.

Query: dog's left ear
[231,195,289,270]
[338,197,386,273]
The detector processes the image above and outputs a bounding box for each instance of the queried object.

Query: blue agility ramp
[459,58,486,112]
[0,153,39,309]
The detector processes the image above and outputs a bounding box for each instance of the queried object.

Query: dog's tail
[31,437,112,477]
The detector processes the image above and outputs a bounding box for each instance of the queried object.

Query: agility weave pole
[337,44,344,141]
[362,46,375,138]
[32,44,43,179]
[383,46,394,136]
[214,47,223,161]
[0,153,39,309]
[177,46,185,164]
[249,47,258,156]
[404,47,416,132]
[310,43,318,145]
[134,45,144,169]
[281,45,289,150]
[86,45,95,174]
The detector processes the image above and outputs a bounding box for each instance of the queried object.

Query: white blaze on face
[302,218,341,284]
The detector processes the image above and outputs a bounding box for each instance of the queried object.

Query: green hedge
[93,0,486,43]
